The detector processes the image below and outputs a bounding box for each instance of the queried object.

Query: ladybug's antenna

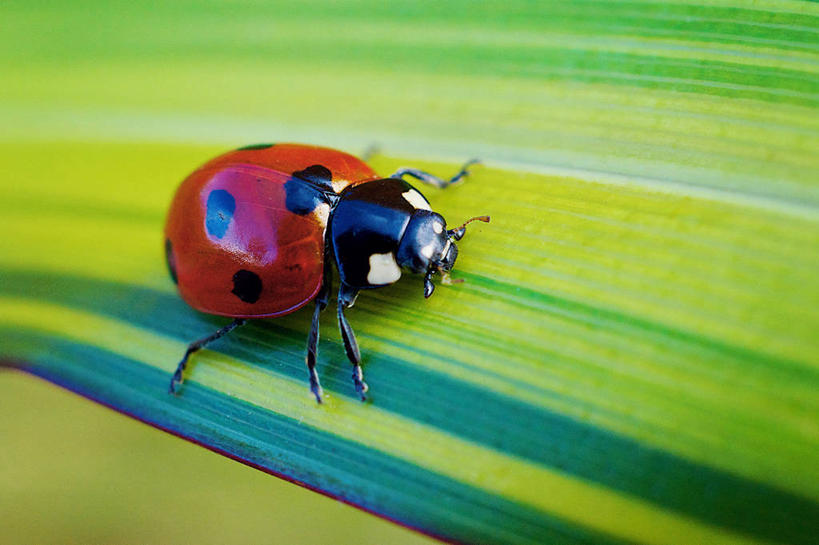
[457,215,491,229]
[447,215,490,241]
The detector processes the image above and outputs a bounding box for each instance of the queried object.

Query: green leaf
[2,1,818,544]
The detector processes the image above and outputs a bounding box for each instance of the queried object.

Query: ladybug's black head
[396,210,489,298]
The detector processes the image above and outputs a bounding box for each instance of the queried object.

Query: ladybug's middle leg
[338,283,368,401]
[390,158,480,189]
[169,318,246,394]
[306,259,332,403]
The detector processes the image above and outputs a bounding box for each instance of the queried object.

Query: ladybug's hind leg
[390,158,480,189]
[338,283,368,401]
[169,318,246,394]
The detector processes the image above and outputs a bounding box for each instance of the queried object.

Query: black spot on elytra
[284,165,335,215]
[293,165,333,191]
[206,189,235,239]
[231,269,262,303]
[236,143,274,151]
[165,238,178,285]
[285,179,327,216]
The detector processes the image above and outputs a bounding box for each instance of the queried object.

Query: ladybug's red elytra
[165,143,488,402]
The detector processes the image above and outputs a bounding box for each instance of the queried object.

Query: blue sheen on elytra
[205,189,235,239]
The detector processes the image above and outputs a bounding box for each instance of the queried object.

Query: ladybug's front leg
[337,283,368,401]
[390,158,480,189]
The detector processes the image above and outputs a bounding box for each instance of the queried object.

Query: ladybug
[164,143,488,403]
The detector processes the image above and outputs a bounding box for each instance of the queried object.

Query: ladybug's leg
[169,318,246,394]
[306,261,332,403]
[337,283,368,401]
[390,159,480,189]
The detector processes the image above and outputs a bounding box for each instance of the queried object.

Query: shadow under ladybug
[164,143,489,403]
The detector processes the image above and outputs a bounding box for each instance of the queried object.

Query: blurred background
[0,372,432,544]
[3,0,818,543]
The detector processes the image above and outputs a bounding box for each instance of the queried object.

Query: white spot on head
[432,222,443,234]
[420,243,435,260]
[367,252,402,285]
[331,180,348,193]
[402,189,431,211]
